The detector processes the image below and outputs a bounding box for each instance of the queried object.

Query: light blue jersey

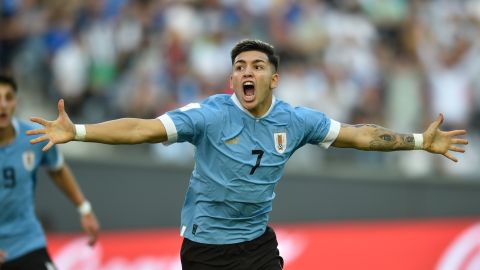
[0,118,63,261]
[158,94,340,244]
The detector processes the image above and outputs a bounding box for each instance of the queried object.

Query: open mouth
[242,81,255,102]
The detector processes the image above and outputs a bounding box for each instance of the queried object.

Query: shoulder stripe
[180,102,201,112]
[158,114,178,145]
[319,119,340,149]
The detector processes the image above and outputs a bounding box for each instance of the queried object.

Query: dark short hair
[231,39,279,72]
[0,74,17,92]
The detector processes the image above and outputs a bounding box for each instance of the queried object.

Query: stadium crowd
[1,0,479,177]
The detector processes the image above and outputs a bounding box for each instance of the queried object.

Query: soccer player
[0,74,100,270]
[27,40,468,270]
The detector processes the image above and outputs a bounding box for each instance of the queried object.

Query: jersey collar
[231,94,276,119]
[12,117,19,135]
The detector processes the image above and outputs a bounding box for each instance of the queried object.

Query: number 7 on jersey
[250,150,264,175]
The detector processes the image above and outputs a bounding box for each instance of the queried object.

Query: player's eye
[5,93,14,101]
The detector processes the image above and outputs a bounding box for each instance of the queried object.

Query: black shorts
[181,226,284,270]
[1,248,57,270]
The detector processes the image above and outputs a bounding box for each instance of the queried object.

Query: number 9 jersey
[0,118,64,261]
[158,94,340,244]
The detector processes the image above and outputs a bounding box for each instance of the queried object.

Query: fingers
[42,141,55,152]
[446,129,467,137]
[89,234,98,246]
[451,138,469,145]
[30,116,49,126]
[432,113,444,129]
[29,135,49,145]
[449,145,465,153]
[443,152,458,162]
[87,229,98,246]
[26,128,45,136]
[58,99,65,115]
[86,221,99,246]
[82,214,99,246]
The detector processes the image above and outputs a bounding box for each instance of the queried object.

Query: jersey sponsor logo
[225,136,240,144]
[22,151,35,171]
[274,132,287,154]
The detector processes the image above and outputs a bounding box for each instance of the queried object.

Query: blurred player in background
[0,74,99,269]
[28,40,468,270]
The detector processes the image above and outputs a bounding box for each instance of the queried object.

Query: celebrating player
[27,40,467,269]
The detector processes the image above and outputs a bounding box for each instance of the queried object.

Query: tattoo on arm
[343,124,415,151]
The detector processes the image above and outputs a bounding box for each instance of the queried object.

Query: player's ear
[229,75,233,89]
[270,73,279,89]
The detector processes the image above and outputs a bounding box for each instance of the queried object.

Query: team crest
[22,151,35,171]
[274,132,287,154]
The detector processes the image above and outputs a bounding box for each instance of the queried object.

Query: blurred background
[2,0,480,269]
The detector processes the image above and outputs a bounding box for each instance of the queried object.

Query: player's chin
[0,118,10,127]
[241,98,257,109]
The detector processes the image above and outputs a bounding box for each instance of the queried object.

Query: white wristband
[78,200,92,216]
[413,133,423,150]
[74,124,86,141]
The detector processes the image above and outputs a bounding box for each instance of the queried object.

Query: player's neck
[248,95,273,118]
[0,124,15,145]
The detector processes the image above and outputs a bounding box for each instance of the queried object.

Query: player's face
[230,50,279,117]
[0,84,17,129]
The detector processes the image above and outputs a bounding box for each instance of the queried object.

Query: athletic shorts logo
[274,132,287,154]
[22,151,35,171]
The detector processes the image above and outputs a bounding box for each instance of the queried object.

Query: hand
[0,249,6,264]
[27,99,76,151]
[81,212,100,246]
[423,114,468,162]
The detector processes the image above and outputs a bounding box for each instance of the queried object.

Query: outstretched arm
[332,114,468,162]
[27,99,168,151]
[48,163,100,246]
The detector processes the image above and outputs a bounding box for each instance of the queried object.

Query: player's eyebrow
[234,59,268,65]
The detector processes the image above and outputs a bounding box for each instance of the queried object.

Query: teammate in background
[0,75,100,269]
[27,40,468,270]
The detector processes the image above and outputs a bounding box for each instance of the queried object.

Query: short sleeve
[296,107,340,149]
[41,144,64,171]
[157,102,206,145]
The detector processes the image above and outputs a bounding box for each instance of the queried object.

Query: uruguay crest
[274,132,287,154]
[22,151,35,171]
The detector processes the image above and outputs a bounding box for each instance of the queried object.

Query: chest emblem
[22,151,35,171]
[274,132,287,154]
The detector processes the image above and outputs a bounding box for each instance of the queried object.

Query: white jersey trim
[318,119,340,149]
[47,152,65,171]
[12,117,20,137]
[158,114,178,145]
